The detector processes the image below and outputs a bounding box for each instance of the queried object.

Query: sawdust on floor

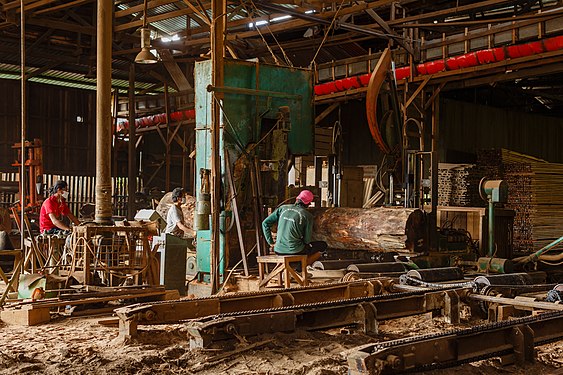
[0,314,560,375]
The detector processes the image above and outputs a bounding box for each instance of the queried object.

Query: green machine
[193,59,314,284]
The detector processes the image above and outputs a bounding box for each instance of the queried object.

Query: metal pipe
[20,0,26,250]
[164,82,170,192]
[127,64,136,220]
[488,199,494,257]
[210,0,226,294]
[95,0,113,224]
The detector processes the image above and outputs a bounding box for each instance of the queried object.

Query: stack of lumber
[478,149,563,252]
[438,163,483,207]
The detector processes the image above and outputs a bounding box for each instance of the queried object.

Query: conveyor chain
[348,309,563,374]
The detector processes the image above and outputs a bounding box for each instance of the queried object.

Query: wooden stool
[257,254,308,288]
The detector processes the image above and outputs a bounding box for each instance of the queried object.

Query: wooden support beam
[33,0,93,15]
[314,102,339,125]
[182,0,210,25]
[404,76,431,110]
[115,0,176,18]
[424,82,446,110]
[387,0,524,26]
[115,8,193,32]
[159,49,193,92]
[26,61,60,78]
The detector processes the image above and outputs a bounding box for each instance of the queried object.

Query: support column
[210,0,226,294]
[430,95,439,250]
[20,0,26,249]
[127,64,136,220]
[95,0,113,224]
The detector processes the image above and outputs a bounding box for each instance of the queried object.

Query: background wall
[440,98,563,163]
[0,79,96,175]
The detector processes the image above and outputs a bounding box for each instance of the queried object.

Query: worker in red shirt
[39,180,80,234]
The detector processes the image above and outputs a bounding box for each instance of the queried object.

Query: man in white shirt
[165,187,191,237]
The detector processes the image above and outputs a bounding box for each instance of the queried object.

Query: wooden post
[127,64,137,220]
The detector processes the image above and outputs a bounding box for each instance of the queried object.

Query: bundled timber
[478,149,563,252]
[311,207,428,252]
[438,163,483,207]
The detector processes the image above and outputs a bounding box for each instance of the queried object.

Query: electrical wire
[309,0,346,67]
[243,2,283,66]
[249,0,294,67]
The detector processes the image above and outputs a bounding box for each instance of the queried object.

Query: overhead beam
[182,0,211,25]
[253,0,390,39]
[115,7,193,32]
[364,6,414,55]
[33,0,94,15]
[158,49,193,92]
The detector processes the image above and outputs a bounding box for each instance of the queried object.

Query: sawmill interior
[0,0,563,374]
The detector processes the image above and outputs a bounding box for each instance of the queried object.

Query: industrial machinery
[476,178,510,273]
[191,59,314,292]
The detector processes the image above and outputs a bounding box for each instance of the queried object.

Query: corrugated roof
[0,62,169,93]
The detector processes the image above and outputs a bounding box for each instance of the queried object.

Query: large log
[310,207,428,252]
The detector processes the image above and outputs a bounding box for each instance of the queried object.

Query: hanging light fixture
[135,0,158,64]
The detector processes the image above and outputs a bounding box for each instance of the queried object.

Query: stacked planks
[478,149,563,252]
[438,163,483,207]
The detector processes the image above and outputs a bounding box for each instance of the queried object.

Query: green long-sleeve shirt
[262,203,313,254]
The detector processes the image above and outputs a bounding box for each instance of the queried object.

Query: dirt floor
[0,312,561,375]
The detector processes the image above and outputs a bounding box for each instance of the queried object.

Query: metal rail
[184,287,469,348]
[347,310,563,374]
[115,278,389,339]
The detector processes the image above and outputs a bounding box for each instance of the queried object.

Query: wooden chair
[257,254,309,288]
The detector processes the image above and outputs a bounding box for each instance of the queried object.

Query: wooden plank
[159,49,193,92]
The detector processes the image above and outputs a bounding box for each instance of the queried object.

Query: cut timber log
[310,207,427,252]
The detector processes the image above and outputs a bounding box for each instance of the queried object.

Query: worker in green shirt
[262,190,327,267]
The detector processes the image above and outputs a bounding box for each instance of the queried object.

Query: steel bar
[207,85,302,100]
[347,310,563,374]
[114,279,388,339]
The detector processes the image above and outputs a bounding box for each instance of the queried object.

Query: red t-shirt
[39,195,70,232]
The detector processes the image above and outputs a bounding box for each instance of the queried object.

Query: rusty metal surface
[187,302,378,348]
[115,278,389,339]
[184,287,467,347]
[347,310,563,374]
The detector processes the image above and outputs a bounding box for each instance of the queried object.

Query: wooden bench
[257,254,309,288]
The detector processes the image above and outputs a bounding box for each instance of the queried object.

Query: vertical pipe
[20,0,26,250]
[164,83,171,192]
[95,0,113,224]
[388,174,393,205]
[431,95,439,251]
[127,64,136,220]
[488,200,495,257]
[210,0,226,294]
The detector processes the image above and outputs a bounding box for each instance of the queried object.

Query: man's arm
[177,221,194,236]
[48,213,71,231]
[261,208,280,245]
[67,212,80,226]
